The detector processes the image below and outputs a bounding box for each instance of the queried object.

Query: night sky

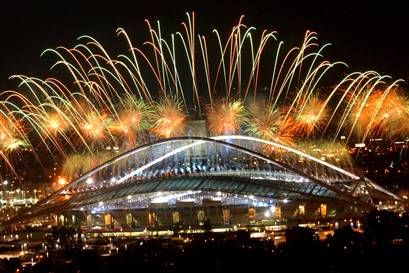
[0,0,408,91]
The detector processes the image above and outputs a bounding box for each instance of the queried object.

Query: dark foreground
[1,210,409,273]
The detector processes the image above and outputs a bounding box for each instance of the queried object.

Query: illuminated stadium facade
[5,135,402,230]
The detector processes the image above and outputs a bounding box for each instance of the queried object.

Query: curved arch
[54,136,345,196]
[5,135,401,226]
[213,135,399,200]
[34,136,386,208]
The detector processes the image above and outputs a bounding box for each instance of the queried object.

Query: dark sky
[0,0,408,90]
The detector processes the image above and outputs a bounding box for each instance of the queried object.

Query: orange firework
[351,88,409,139]
[207,99,246,135]
[245,100,283,140]
[0,115,29,181]
[47,112,69,136]
[0,116,29,153]
[275,117,297,145]
[294,96,328,136]
[111,95,153,144]
[151,97,186,138]
[81,111,112,143]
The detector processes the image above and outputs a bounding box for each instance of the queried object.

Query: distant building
[186,119,208,137]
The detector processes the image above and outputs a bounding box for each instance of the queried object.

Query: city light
[354,143,366,148]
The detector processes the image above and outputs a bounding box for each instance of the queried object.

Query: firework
[151,97,186,138]
[111,95,153,145]
[0,115,29,153]
[0,12,405,181]
[0,113,30,180]
[346,87,409,141]
[293,95,328,136]
[274,117,297,145]
[81,111,111,140]
[245,100,282,138]
[207,99,246,135]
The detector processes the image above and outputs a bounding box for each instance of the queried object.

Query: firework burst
[207,99,246,135]
[347,87,409,141]
[111,95,153,145]
[79,110,113,149]
[245,100,281,139]
[294,95,328,136]
[0,115,29,153]
[151,97,186,138]
[0,12,406,181]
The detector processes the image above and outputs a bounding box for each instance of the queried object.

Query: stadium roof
[4,136,401,225]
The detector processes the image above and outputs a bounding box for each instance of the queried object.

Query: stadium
[4,134,401,231]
